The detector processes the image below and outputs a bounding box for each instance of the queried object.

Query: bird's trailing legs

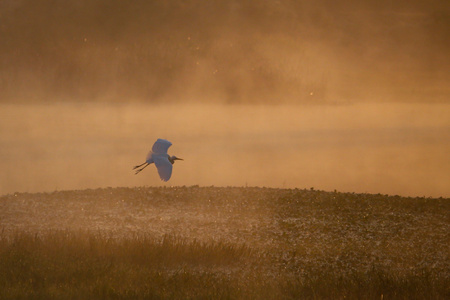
[133,162,149,174]
[133,162,147,169]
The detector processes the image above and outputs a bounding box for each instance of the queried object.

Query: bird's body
[133,139,183,181]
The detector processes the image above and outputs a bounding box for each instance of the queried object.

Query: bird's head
[169,155,183,164]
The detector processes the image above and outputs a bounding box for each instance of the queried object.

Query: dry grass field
[0,186,448,299]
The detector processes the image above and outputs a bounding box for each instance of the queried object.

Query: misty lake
[1,102,449,197]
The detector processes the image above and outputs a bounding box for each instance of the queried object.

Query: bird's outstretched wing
[152,139,172,154]
[153,155,173,181]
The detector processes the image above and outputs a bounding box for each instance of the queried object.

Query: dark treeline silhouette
[1,0,448,103]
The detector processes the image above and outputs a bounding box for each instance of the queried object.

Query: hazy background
[1,0,449,196]
[1,0,449,103]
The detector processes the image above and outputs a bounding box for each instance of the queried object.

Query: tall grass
[0,231,251,299]
[1,230,448,299]
[0,187,449,299]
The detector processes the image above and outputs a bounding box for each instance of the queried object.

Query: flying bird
[133,139,183,181]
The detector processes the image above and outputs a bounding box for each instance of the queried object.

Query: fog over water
[1,103,449,197]
[0,0,449,196]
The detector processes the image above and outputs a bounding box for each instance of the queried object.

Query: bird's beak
[175,157,183,161]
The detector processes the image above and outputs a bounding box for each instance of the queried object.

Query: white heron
[133,139,183,181]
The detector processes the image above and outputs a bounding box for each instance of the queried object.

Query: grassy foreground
[0,186,449,299]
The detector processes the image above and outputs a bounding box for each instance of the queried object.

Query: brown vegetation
[1,186,448,298]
